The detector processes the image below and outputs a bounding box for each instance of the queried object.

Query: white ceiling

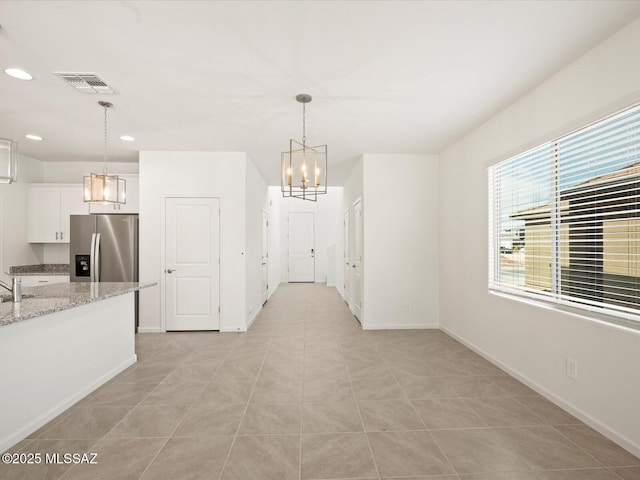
[1,1,639,185]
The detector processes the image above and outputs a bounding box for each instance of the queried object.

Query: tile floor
[2,283,639,480]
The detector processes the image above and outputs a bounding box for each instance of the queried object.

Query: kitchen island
[0,281,155,452]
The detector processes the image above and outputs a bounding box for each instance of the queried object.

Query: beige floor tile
[487,376,537,396]
[359,399,426,432]
[555,425,640,467]
[442,376,509,397]
[351,376,406,400]
[464,397,545,427]
[140,436,234,480]
[82,382,158,406]
[221,434,300,480]
[368,430,454,477]
[396,376,458,399]
[302,401,364,433]
[62,437,165,480]
[346,358,393,378]
[431,428,531,474]
[513,395,582,425]
[612,466,640,479]
[303,362,349,381]
[106,405,188,438]
[142,382,207,406]
[535,468,621,479]
[196,381,254,405]
[213,359,262,382]
[163,360,220,383]
[501,426,602,470]
[304,376,355,402]
[386,359,440,378]
[412,398,487,429]
[251,378,303,403]
[173,404,245,436]
[115,364,175,383]
[37,406,133,439]
[258,362,303,382]
[301,432,378,479]
[238,403,301,434]
[458,472,538,479]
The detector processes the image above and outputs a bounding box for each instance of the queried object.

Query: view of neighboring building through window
[489,104,640,322]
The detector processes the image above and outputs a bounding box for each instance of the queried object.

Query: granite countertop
[0,282,155,327]
[9,264,70,276]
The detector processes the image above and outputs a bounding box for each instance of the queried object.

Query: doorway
[343,208,350,304]
[164,197,220,331]
[352,199,363,320]
[288,212,315,282]
[261,209,269,305]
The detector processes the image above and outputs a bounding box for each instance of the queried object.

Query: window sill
[488,289,640,335]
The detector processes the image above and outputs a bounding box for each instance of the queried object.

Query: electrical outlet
[566,358,578,380]
[403,302,413,312]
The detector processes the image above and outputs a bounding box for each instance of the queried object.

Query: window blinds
[489,104,640,322]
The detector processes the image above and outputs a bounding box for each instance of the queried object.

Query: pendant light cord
[103,103,108,175]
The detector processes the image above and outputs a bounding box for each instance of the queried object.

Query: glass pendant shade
[83,172,126,204]
[0,138,18,184]
[281,139,327,201]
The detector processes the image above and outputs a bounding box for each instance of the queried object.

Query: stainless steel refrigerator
[70,214,139,327]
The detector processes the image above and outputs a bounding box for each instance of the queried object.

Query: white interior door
[165,197,220,331]
[352,199,363,320]
[288,212,315,282]
[343,209,350,303]
[261,210,269,305]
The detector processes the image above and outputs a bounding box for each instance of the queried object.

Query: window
[489,104,640,323]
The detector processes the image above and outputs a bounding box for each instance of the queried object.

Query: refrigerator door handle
[94,233,101,282]
[90,233,96,282]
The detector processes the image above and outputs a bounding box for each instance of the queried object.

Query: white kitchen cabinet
[89,174,139,214]
[28,184,88,243]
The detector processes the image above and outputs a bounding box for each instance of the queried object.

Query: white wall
[245,157,269,326]
[439,17,640,455]
[276,187,342,285]
[0,154,44,278]
[138,152,248,332]
[363,154,439,329]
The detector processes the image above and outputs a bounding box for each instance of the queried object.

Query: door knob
[166,269,175,273]
[352,264,356,268]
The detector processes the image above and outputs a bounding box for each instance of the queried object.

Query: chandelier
[281,94,327,201]
[83,101,126,204]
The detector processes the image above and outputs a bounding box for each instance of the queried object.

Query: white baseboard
[220,327,247,333]
[440,325,640,459]
[1,355,136,453]
[247,306,262,330]
[137,326,163,333]
[363,323,439,330]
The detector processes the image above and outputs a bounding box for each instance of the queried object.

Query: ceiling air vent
[53,72,114,94]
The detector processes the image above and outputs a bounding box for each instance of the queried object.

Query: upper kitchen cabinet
[89,174,139,214]
[28,184,88,243]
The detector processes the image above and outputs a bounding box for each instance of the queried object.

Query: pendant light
[0,138,18,184]
[83,101,126,204]
[281,94,327,201]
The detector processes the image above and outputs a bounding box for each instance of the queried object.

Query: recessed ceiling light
[25,134,43,141]
[120,135,135,142]
[5,68,33,80]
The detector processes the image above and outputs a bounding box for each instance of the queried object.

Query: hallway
[2,283,639,479]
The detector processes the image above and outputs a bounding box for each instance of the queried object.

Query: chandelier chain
[302,101,306,146]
